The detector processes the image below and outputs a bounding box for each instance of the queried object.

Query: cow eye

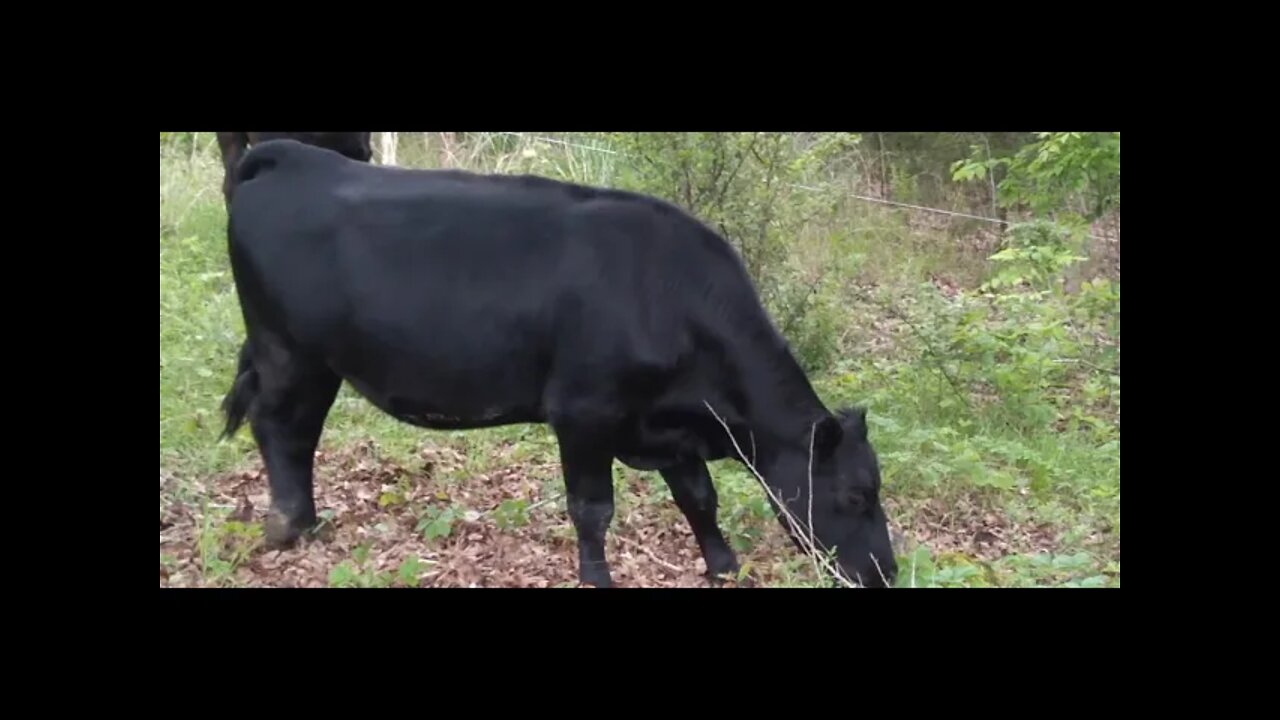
[836,489,865,514]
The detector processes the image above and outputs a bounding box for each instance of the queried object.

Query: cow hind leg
[659,459,740,583]
[244,341,342,548]
[553,424,617,588]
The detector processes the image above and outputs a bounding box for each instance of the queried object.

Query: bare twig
[807,421,821,580]
[778,272,827,339]
[524,493,564,513]
[158,527,189,544]
[701,400,857,587]
[1052,357,1117,376]
[618,535,684,575]
[869,552,892,587]
[474,492,563,520]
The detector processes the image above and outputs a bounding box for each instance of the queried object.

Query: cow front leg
[660,459,740,582]
[554,427,617,588]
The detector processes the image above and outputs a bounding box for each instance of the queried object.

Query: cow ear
[813,415,844,458]
[840,406,869,441]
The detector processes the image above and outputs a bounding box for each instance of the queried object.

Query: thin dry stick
[806,422,822,580]
[438,132,461,168]
[618,535,684,574]
[524,493,564,513]
[702,400,858,588]
[869,552,892,587]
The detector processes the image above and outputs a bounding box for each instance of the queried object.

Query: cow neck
[724,332,830,458]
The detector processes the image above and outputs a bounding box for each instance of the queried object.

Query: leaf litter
[164,441,758,587]
[161,440,1064,588]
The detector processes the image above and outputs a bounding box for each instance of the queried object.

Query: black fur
[220,340,257,440]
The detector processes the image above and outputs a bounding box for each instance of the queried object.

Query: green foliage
[819,192,1118,582]
[609,132,856,275]
[769,260,847,373]
[396,555,423,586]
[196,512,264,586]
[329,546,427,588]
[160,131,211,156]
[894,549,999,588]
[864,132,1032,207]
[603,132,857,372]
[983,220,1088,294]
[493,499,531,529]
[895,546,1112,587]
[713,463,775,554]
[415,504,460,543]
[859,214,1118,437]
[991,552,1112,588]
[952,132,1120,221]
[378,475,414,508]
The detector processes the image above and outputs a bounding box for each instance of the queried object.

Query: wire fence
[373,133,1121,244]
[492,132,1114,243]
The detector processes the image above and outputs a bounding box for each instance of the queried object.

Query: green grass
[160,134,1119,588]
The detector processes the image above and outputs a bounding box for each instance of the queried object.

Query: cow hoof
[708,571,753,588]
[707,569,753,588]
[264,510,311,549]
[579,563,613,588]
[705,551,740,580]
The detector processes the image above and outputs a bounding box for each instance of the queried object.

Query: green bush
[602,132,858,372]
[952,131,1120,222]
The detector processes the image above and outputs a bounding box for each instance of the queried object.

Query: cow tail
[220,340,259,440]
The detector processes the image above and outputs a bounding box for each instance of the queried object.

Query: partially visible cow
[220,139,898,588]
[215,132,372,204]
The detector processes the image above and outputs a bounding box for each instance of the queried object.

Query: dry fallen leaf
[162,440,1065,589]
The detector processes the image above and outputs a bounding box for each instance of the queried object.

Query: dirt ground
[160,441,1064,589]
[162,442,792,588]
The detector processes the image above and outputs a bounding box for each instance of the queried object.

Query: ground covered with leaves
[160,439,1106,588]
[162,441,787,588]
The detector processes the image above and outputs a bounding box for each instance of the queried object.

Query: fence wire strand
[501,132,1112,242]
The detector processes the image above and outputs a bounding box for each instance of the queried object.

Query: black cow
[215,132,373,205]
[220,139,898,588]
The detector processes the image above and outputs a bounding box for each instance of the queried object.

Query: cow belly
[343,372,544,429]
[336,343,547,432]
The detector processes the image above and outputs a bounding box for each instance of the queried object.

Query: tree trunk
[380,132,398,166]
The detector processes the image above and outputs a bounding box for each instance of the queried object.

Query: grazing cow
[220,139,898,588]
[215,132,373,204]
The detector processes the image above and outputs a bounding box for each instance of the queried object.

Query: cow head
[320,132,373,163]
[766,406,898,588]
[247,132,372,163]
